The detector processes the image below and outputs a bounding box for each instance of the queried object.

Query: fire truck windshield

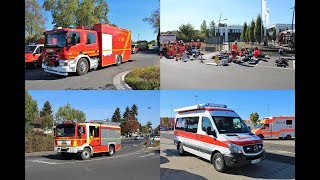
[45,32,67,48]
[55,124,75,137]
[25,45,37,53]
[212,116,250,134]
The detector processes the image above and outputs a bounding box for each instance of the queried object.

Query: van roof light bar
[174,103,227,112]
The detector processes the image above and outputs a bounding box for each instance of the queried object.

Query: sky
[38,0,159,41]
[29,90,160,127]
[161,0,295,31]
[160,90,295,120]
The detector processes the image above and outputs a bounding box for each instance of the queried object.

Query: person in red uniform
[253,47,261,58]
[239,47,246,56]
[231,41,238,61]
[196,39,201,50]
[191,39,195,48]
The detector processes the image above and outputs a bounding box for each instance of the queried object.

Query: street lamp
[216,13,227,50]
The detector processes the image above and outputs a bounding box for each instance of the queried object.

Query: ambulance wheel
[212,153,228,172]
[285,135,292,140]
[107,145,115,156]
[178,143,185,155]
[81,148,91,160]
[258,134,264,139]
[77,58,89,76]
[116,55,122,66]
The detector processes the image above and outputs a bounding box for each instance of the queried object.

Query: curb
[113,70,132,90]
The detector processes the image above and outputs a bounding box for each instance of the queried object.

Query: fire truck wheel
[178,143,185,155]
[81,148,91,160]
[285,135,292,140]
[258,134,264,139]
[212,153,228,172]
[76,58,89,76]
[108,145,115,156]
[116,55,122,66]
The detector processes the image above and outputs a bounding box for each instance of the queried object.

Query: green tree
[146,121,152,131]
[254,14,262,44]
[143,8,160,46]
[178,23,195,41]
[140,125,149,134]
[43,0,109,27]
[250,112,260,126]
[25,0,46,43]
[123,106,131,121]
[209,21,216,37]
[246,24,250,43]
[162,117,171,129]
[241,22,248,42]
[272,28,277,41]
[111,108,122,122]
[249,19,256,43]
[25,90,38,125]
[131,104,138,120]
[55,103,86,123]
[200,20,210,39]
[39,101,54,128]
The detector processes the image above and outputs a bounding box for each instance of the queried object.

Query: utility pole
[291,6,295,50]
[170,104,173,118]
[195,95,199,104]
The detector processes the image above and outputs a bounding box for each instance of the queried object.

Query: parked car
[153,136,160,141]
[134,135,144,140]
[131,44,139,54]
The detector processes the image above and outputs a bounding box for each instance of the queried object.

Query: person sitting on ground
[196,39,201,50]
[253,47,261,58]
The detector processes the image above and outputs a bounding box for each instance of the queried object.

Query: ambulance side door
[198,116,216,158]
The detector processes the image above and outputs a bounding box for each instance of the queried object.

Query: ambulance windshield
[45,32,67,48]
[212,116,250,134]
[255,123,264,129]
[55,124,75,137]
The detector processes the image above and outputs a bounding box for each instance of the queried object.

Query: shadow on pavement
[265,152,295,165]
[160,156,170,164]
[263,138,295,141]
[160,168,208,180]
[65,84,116,90]
[136,49,159,55]
[236,63,254,67]
[25,69,66,80]
[162,149,179,157]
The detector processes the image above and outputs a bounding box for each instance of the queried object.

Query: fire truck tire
[178,143,185,156]
[258,134,264,139]
[116,55,122,66]
[76,58,89,76]
[212,153,228,172]
[285,135,292,140]
[80,148,91,160]
[108,145,115,156]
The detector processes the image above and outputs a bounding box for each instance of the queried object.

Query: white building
[215,25,243,42]
[266,23,295,36]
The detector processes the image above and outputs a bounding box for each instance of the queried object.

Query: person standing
[196,39,201,50]
[231,41,238,61]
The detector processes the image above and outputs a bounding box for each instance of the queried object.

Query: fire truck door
[89,125,101,152]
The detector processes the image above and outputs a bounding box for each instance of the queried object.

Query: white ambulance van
[173,103,265,172]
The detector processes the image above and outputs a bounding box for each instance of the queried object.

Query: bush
[124,66,160,90]
[25,132,54,153]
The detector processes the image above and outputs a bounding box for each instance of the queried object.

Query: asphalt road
[160,131,295,179]
[25,139,160,180]
[160,52,295,89]
[25,48,159,90]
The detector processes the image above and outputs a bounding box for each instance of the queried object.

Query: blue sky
[38,0,159,41]
[29,90,160,127]
[161,0,295,31]
[160,90,295,120]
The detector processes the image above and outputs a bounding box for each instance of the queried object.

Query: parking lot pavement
[160,52,294,89]
[160,138,295,180]
[25,50,159,90]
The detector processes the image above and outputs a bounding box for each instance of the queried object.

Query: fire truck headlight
[228,143,242,154]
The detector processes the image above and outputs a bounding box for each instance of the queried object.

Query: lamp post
[216,13,227,50]
[290,6,295,50]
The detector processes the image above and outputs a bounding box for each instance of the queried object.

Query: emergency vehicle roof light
[174,103,227,112]
[198,103,227,108]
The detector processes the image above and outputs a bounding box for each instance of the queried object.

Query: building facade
[215,25,243,42]
[266,23,295,37]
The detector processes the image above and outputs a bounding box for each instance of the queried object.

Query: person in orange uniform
[253,46,261,58]
[231,41,238,61]
[196,39,201,50]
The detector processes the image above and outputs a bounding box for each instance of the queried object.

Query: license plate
[251,158,261,164]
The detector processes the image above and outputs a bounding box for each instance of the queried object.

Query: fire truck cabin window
[69,32,80,45]
[286,120,293,125]
[89,126,100,137]
[87,32,96,44]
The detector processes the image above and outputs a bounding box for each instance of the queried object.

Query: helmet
[191,39,194,41]
[235,41,237,44]
[197,39,200,41]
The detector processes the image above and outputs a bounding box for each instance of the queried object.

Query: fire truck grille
[243,144,263,153]
[44,58,59,67]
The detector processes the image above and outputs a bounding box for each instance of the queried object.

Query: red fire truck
[54,120,121,160]
[42,24,131,76]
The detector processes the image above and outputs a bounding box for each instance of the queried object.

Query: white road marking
[31,160,62,165]
[25,166,33,168]
[266,149,295,155]
[139,153,156,158]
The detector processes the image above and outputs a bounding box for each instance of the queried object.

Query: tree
[254,14,262,44]
[43,0,109,27]
[25,0,46,43]
[162,117,171,129]
[200,20,210,40]
[250,112,260,126]
[39,101,54,128]
[143,8,160,46]
[178,23,195,41]
[209,21,216,37]
[25,90,38,125]
[120,116,140,136]
[249,19,256,43]
[272,28,277,41]
[131,104,138,120]
[123,106,131,121]
[246,24,250,43]
[241,22,248,42]
[140,125,149,134]
[146,121,152,132]
[111,108,122,122]
[55,103,86,123]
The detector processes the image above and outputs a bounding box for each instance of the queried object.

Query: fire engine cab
[42,24,131,76]
[54,120,121,160]
[174,103,265,172]
[25,43,44,68]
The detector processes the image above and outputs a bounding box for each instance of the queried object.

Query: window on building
[87,32,96,44]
